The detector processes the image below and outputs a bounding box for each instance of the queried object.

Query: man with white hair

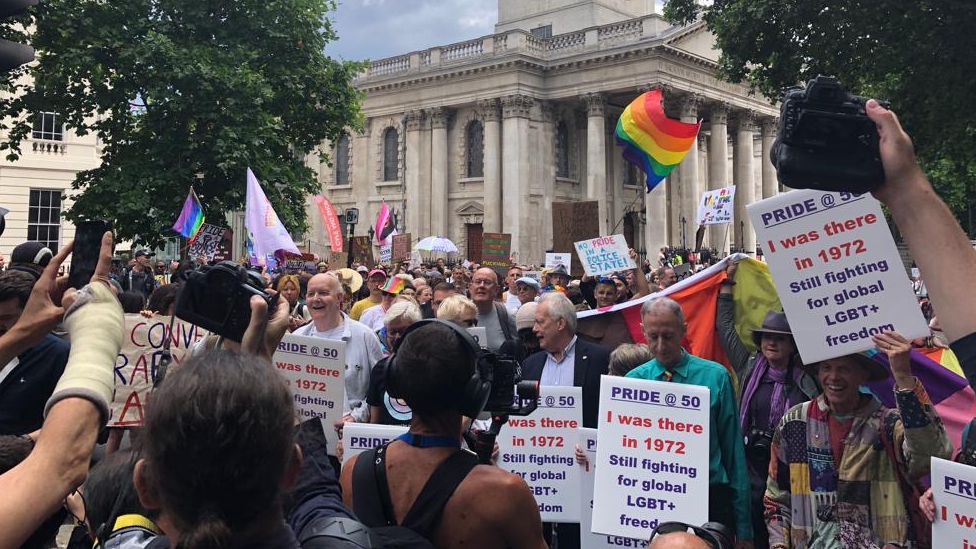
[294,272,384,423]
[626,297,753,549]
[522,292,609,549]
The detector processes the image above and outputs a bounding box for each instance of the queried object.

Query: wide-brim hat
[803,352,890,382]
[335,268,363,293]
[550,264,569,278]
[751,310,793,347]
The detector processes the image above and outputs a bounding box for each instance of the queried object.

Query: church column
[539,100,557,254]
[479,99,502,233]
[404,109,425,238]
[760,117,778,199]
[583,92,608,235]
[707,103,729,254]
[501,94,534,252]
[732,111,756,254]
[428,106,450,237]
[677,93,701,249]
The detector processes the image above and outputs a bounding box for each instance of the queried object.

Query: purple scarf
[739,354,802,434]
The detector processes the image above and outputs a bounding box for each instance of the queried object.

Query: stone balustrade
[354,14,669,83]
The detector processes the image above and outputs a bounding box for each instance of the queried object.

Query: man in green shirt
[626,297,753,549]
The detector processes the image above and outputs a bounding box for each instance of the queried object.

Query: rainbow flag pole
[614,88,702,193]
[172,186,205,241]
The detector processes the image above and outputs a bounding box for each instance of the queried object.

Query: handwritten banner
[592,376,709,538]
[110,315,205,427]
[186,224,226,262]
[274,333,346,455]
[351,236,374,269]
[746,190,928,363]
[574,234,636,277]
[482,233,512,277]
[697,186,736,225]
[546,253,572,275]
[498,386,583,522]
[328,251,348,271]
[392,233,412,263]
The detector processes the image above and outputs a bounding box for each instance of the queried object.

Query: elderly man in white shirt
[293,272,384,423]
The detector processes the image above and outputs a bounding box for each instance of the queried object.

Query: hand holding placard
[574,235,637,277]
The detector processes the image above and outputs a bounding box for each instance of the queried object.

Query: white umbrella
[415,236,459,254]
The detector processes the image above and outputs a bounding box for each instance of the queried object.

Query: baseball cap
[11,241,53,267]
[367,268,387,280]
[515,276,540,290]
[134,250,155,258]
[356,265,369,273]
[515,302,538,331]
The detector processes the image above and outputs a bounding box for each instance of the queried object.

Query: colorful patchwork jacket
[763,382,952,549]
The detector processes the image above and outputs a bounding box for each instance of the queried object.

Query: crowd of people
[0,103,975,549]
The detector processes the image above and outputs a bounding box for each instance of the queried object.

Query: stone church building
[307,0,780,265]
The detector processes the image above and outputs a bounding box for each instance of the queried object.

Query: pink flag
[375,202,395,246]
[313,195,343,253]
[245,168,300,259]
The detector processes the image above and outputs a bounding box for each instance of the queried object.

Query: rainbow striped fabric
[172,187,205,240]
[614,89,702,192]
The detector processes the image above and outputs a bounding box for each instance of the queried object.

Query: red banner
[313,195,343,253]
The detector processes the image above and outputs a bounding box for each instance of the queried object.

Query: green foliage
[664,0,976,236]
[0,0,364,247]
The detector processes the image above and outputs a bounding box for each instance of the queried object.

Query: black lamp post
[367,226,375,246]
[345,207,359,268]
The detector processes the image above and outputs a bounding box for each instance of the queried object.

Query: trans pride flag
[614,88,702,193]
[171,187,205,240]
[577,256,976,448]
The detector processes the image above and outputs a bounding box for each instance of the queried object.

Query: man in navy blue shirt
[0,270,69,435]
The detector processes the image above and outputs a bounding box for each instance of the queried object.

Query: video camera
[470,353,539,464]
[174,260,276,342]
[770,75,890,193]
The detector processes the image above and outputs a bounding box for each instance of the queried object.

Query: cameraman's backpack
[343,443,479,549]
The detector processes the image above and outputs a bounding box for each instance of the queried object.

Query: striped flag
[171,187,205,240]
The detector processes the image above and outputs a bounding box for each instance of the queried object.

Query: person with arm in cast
[763,331,952,549]
[627,297,753,549]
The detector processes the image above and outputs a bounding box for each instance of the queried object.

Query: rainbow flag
[172,187,205,240]
[614,89,702,193]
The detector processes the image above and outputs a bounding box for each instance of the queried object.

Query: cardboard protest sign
[214,227,234,262]
[553,201,600,277]
[343,423,408,464]
[110,315,205,427]
[467,327,488,349]
[931,457,976,549]
[546,253,572,275]
[328,251,348,270]
[379,245,392,264]
[574,235,636,277]
[481,233,512,277]
[392,233,412,263]
[274,334,346,455]
[186,224,226,262]
[592,376,709,538]
[351,236,374,268]
[696,186,736,225]
[579,428,646,549]
[747,190,928,363]
[497,386,583,522]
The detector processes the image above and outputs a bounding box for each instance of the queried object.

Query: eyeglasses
[470,279,495,286]
[649,522,730,549]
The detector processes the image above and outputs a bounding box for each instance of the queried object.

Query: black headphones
[386,318,493,418]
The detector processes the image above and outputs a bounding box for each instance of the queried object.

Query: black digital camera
[770,75,890,192]
[484,354,539,415]
[746,428,774,464]
[174,260,275,342]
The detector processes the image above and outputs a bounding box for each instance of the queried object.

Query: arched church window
[383,127,399,181]
[466,120,484,178]
[556,121,570,178]
[335,135,350,186]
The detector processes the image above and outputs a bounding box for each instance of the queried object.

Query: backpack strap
[400,450,479,537]
[352,446,395,527]
[494,302,513,341]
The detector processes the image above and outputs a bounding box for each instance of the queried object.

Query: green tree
[1,0,364,248]
[664,0,976,236]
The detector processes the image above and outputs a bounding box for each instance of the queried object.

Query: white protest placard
[932,457,976,549]
[408,250,422,270]
[274,333,346,455]
[546,253,572,274]
[746,190,928,363]
[523,270,541,281]
[696,186,736,225]
[574,235,636,277]
[467,326,488,349]
[186,224,226,261]
[110,315,205,427]
[379,245,392,263]
[343,423,408,464]
[579,428,646,549]
[911,267,920,278]
[498,386,583,522]
[592,375,709,538]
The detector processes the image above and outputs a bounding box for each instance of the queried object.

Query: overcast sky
[325,0,499,62]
